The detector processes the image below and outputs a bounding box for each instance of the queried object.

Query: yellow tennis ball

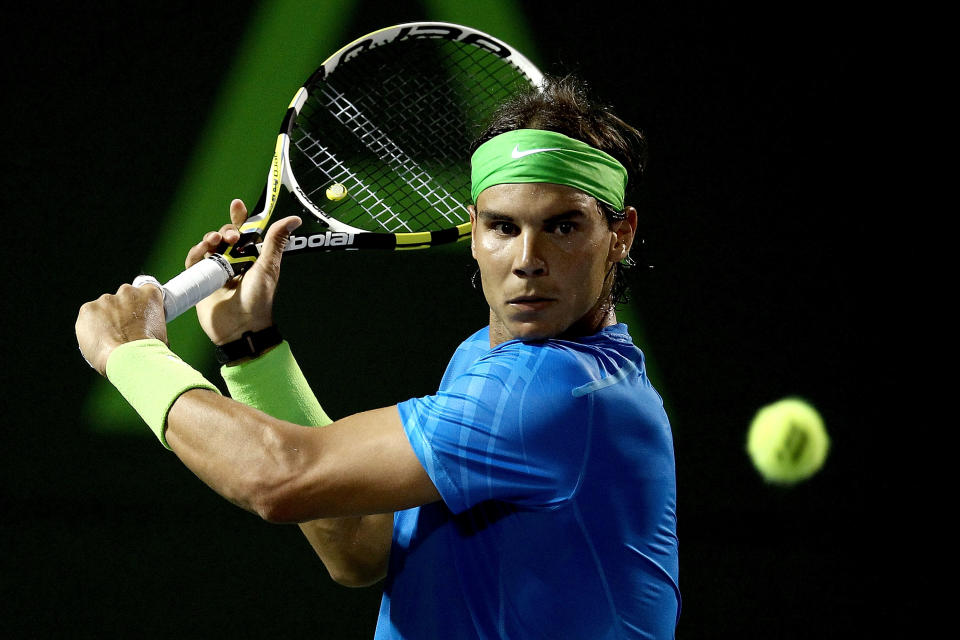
[746,397,829,485]
[326,183,348,201]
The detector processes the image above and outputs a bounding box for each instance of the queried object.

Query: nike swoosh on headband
[511,144,562,159]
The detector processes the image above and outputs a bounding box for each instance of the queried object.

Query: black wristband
[215,326,283,365]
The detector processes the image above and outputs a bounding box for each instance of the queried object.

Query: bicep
[166,392,440,522]
[285,405,442,520]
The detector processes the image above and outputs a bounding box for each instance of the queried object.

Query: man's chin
[504,321,561,343]
[489,310,575,345]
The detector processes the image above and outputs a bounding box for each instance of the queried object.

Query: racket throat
[221,230,262,275]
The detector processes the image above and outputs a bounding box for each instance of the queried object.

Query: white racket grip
[133,254,235,323]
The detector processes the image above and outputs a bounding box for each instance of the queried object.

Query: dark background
[2,1,904,638]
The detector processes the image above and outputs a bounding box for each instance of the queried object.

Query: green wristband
[106,339,221,449]
[220,341,331,427]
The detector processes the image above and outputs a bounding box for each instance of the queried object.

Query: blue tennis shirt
[377,324,680,639]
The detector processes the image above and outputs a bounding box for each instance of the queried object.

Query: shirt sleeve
[397,342,590,514]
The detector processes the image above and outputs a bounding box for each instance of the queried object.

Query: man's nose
[512,232,547,277]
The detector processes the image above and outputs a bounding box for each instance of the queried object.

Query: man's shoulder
[468,325,634,385]
[489,324,636,361]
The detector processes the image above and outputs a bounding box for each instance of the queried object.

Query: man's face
[470,182,633,346]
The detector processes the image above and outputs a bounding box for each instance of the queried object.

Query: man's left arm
[220,341,393,586]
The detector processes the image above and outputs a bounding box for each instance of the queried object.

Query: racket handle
[133,254,235,322]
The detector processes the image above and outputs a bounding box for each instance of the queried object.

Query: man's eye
[552,221,576,234]
[492,222,518,235]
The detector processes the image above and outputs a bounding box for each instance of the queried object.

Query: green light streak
[85,0,357,432]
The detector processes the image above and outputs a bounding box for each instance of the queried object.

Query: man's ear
[608,206,639,262]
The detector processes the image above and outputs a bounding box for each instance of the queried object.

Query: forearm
[220,342,392,582]
[299,515,393,587]
[165,388,311,519]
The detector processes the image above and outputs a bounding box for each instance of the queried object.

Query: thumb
[256,216,302,278]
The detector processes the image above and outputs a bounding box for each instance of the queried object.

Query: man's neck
[487,303,617,348]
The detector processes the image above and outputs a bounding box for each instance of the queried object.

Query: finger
[218,223,241,246]
[185,241,207,268]
[229,199,248,227]
[185,233,221,268]
[118,282,160,301]
[255,216,302,280]
[135,280,165,304]
[184,199,246,269]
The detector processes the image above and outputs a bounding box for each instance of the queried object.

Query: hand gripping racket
[134,22,543,321]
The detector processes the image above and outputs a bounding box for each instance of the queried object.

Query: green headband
[470,129,628,210]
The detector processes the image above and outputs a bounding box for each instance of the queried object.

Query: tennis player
[76,75,680,639]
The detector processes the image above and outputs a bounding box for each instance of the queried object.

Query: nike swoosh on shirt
[511,144,562,159]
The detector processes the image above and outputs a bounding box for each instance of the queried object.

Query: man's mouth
[507,295,555,311]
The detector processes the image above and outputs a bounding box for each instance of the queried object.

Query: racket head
[266,22,542,254]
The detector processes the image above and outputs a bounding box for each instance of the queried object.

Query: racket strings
[294,133,397,227]
[289,37,535,235]
[296,128,412,233]
[319,82,464,231]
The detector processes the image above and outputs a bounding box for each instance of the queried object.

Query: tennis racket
[132,22,542,322]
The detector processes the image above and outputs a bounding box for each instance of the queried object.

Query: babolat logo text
[285,231,354,251]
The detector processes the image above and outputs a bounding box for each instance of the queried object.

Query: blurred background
[1,1,903,637]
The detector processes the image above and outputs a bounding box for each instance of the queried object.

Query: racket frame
[139,21,542,321]
[227,22,542,266]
